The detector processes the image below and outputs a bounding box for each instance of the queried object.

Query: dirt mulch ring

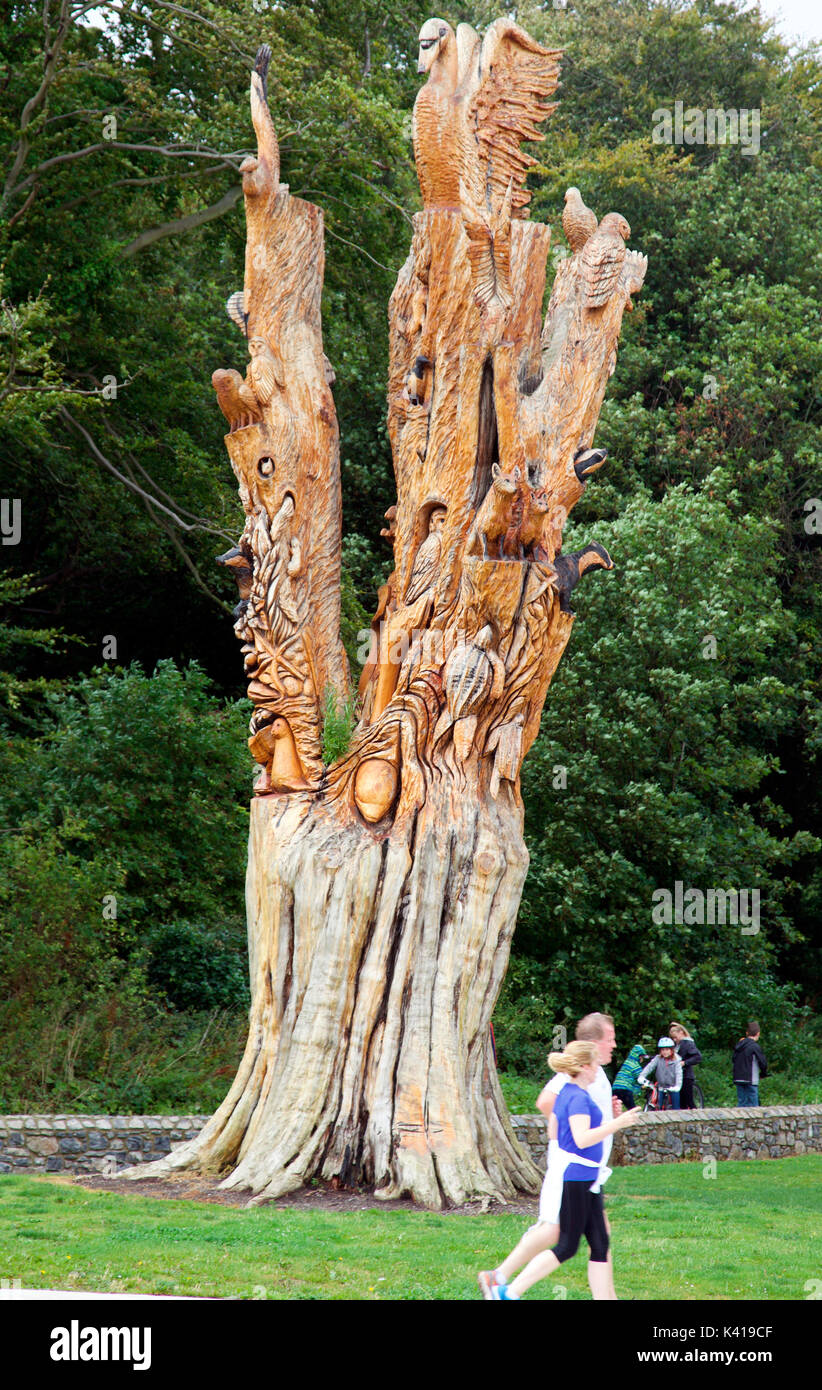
[72,1173,539,1217]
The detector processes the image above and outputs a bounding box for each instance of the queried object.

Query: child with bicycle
[638,1037,683,1109]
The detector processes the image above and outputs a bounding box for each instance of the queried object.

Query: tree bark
[130,31,646,1208]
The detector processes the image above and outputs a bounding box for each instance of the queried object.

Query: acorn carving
[353,758,398,824]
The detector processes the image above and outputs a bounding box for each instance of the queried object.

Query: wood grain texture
[130,26,646,1208]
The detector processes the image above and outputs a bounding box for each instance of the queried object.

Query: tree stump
[132,22,646,1208]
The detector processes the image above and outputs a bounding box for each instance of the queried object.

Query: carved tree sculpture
[134,23,646,1209]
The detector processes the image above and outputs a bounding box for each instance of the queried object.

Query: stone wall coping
[512,1105,822,1124]
[0,1114,209,1125]
[1,1105,819,1123]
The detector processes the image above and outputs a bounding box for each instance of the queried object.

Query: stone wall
[2,1108,820,1178]
[0,1115,207,1175]
[511,1105,822,1171]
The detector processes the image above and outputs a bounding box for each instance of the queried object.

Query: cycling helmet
[658,1036,675,1048]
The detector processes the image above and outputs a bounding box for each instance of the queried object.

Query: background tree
[1,0,819,1115]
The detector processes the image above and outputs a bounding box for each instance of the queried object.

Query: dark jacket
[733,1037,768,1084]
[676,1038,702,1075]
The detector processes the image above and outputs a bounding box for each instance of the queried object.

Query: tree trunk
[131,29,646,1208]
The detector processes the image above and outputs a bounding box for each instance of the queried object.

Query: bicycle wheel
[692,1082,705,1108]
[659,1089,673,1111]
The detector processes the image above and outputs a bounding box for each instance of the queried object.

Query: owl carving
[404,506,446,605]
[247,336,284,408]
[581,213,631,309]
[562,187,598,252]
[212,368,262,433]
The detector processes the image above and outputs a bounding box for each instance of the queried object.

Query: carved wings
[562,187,597,252]
[581,213,631,309]
[465,20,561,219]
[403,530,442,605]
[248,341,283,405]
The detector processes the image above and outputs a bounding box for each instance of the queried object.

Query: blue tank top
[554,1081,604,1181]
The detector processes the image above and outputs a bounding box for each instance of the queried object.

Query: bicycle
[641,1079,675,1112]
[688,1080,706,1108]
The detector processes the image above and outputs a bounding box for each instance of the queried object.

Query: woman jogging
[490,1041,639,1300]
[669,1021,702,1109]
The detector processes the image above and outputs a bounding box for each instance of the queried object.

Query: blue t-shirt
[554,1081,604,1181]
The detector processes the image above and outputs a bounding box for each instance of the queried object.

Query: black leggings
[552,1181,609,1265]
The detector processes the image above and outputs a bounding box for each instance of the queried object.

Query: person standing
[638,1037,683,1108]
[489,1042,639,1300]
[478,1012,624,1300]
[612,1043,649,1111]
[733,1021,768,1106]
[669,1022,702,1109]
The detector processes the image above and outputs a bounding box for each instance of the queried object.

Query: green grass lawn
[0,1156,819,1300]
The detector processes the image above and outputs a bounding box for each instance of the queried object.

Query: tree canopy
[1,0,820,1101]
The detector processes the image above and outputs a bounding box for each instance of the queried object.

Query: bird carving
[212,368,262,433]
[486,714,525,797]
[581,214,631,309]
[622,249,649,310]
[249,714,308,795]
[413,18,561,219]
[404,506,446,605]
[247,336,284,407]
[562,187,598,252]
[225,290,249,336]
[241,46,280,199]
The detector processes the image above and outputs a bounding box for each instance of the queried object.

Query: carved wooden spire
[130,22,647,1211]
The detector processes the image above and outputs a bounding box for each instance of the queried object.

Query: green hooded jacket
[613,1044,648,1099]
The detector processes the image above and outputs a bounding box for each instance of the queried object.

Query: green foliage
[146,921,249,1013]
[507,484,818,1058]
[0,1002,247,1115]
[0,660,252,1107]
[321,684,358,765]
[31,661,252,924]
[0,573,78,732]
[0,0,819,1102]
[496,1071,543,1115]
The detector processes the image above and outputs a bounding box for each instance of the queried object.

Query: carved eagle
[212,368,262,433]
[413,18,562,220]
[581,213,632,309]
[562,187,598,253]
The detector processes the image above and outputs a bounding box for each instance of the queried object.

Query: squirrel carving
[467,463,521,560]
